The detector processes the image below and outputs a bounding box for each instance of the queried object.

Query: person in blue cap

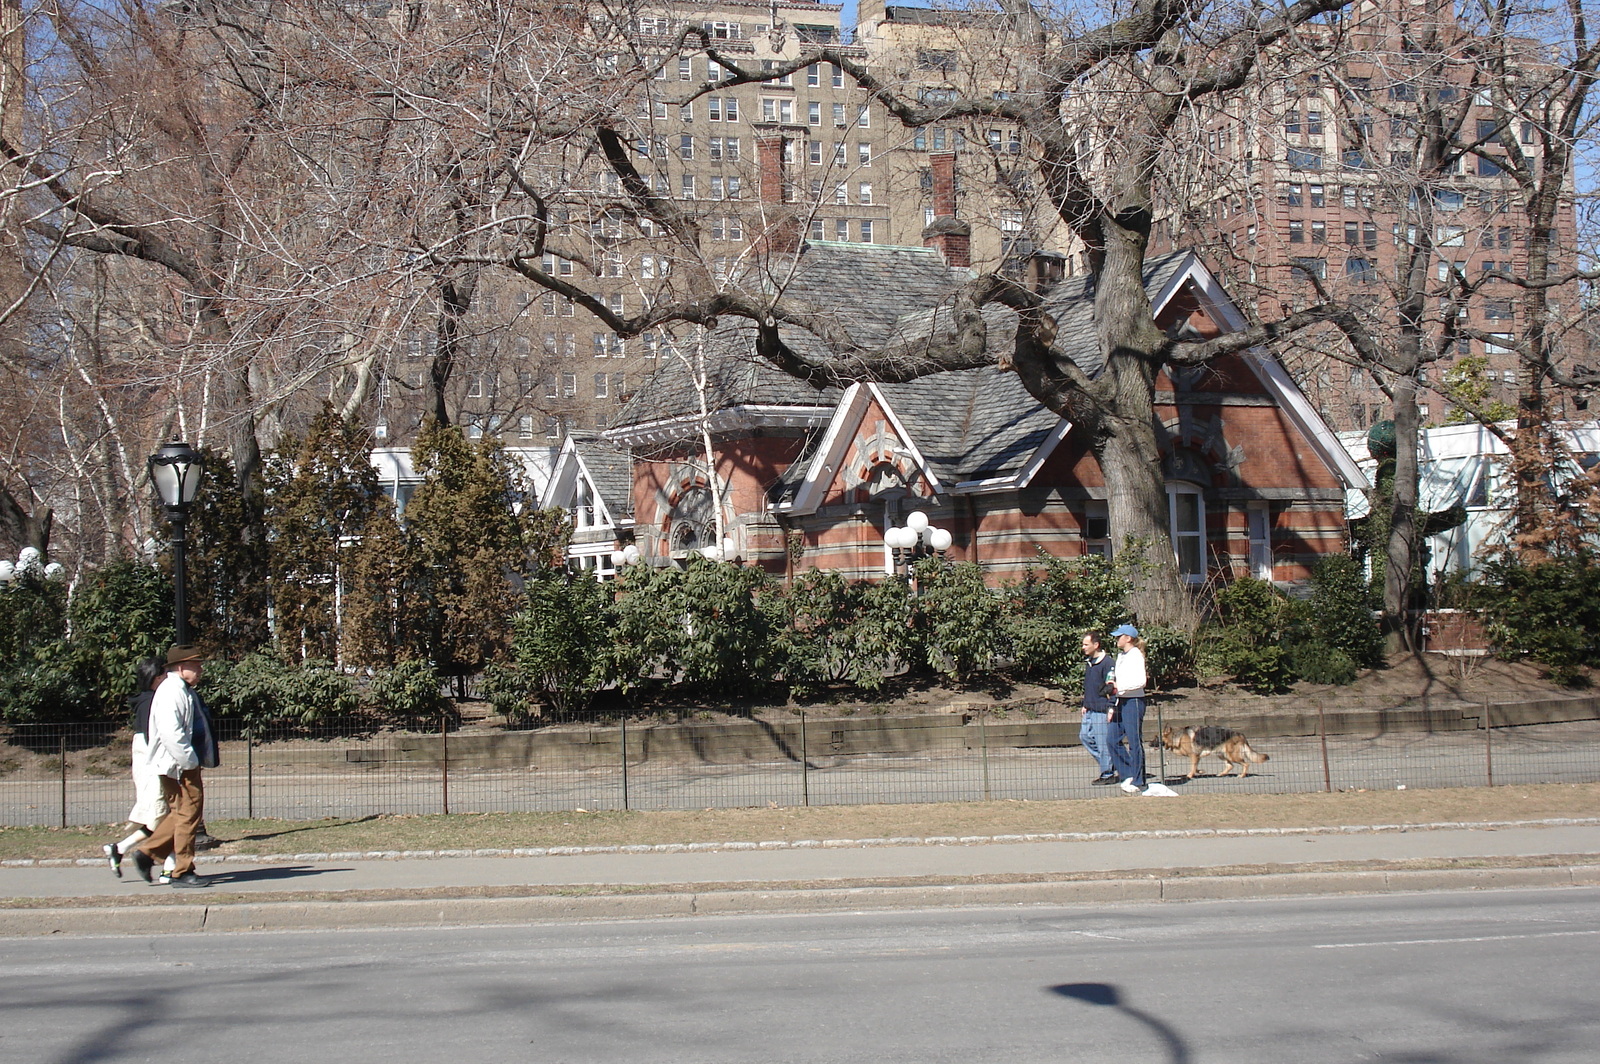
[1107,624,1148,793]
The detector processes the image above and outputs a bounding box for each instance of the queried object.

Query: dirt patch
[5,782,1597,863]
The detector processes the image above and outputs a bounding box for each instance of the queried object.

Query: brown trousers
[137,769,204,877]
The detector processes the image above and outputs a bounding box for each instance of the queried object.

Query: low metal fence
[3,695,1597,828]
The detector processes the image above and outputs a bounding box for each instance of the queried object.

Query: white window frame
[1167,483,1206,584]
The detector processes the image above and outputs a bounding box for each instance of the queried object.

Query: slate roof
[566,434,634,520]
[611,243,1203,489]
[611,242,971,430]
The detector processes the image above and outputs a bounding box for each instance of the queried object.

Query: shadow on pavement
[1049,982,1190,1064]
[200,865,352,885]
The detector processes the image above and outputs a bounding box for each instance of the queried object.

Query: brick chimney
[922,151,970,267]
[755,133,801,255]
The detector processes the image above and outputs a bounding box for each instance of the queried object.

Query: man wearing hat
[130,645,219,888]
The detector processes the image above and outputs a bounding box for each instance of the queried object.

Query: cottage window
[1167,484,1206,583]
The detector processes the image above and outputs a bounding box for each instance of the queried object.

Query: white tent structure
[1343,422,1600,582]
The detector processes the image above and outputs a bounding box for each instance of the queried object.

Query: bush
[510,572,609,716]
[1002,553,1132,683]
[1477,554,1600,684]
[369,659,449,725]
[776,570,915,697]
[66,561,173,714]
[1229,643,1298,694]
[0,651,98,724]
[1139,626,1195,690]
[204,654,359,734]
[481,662,537,725]
[0,573,67,668]
[604,558,775,700]
[1306,554,1382,668]
[1287,641,1358,686]
[914,559,1004,682]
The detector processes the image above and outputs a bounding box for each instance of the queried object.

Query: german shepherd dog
[1153,725,1270,779]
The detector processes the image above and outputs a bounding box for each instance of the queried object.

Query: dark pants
[137,770,203,877]
[1108,697,1147,786]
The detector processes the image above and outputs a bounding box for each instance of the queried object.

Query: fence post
[980,709,991,801]
[1317,698,1332,793]
[1483,698,1494,787]
[800,711,809,808]
[1154,701,1166,783]
[440,715,450,816]
[246,732,255,819]
[621,713,630,811]
[59,733,68,829]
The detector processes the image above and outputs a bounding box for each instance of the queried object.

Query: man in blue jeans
[1079,632,1117,784]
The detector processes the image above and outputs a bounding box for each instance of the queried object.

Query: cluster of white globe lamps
[0,546,66,584]
[885,510,953,557]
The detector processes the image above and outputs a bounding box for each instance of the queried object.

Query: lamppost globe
[0,560,13,583]
[906,510,930,535]
[929,527,953,552]
[16,546,42,574]
[43,562,65,580]
[622,544,641,565]
[148,441,207,646]
[148,442,206,508]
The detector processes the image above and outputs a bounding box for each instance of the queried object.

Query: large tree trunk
[1385,374,1421,651]
[1093,225,1197,629]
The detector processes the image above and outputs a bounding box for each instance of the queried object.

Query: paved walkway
[4,819,1598,935]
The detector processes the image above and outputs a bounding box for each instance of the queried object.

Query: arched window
[1167,483,1206,583]
[667,485,716,555]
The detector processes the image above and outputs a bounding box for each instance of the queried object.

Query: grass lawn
[4,782,1597,863]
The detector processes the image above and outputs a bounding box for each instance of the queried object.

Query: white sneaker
[1119,779,1142,794]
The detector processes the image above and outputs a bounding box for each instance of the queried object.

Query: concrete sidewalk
[3,818,1598,936]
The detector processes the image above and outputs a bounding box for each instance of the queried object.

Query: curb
[4,862,1598,937]
[9,816,1599,869]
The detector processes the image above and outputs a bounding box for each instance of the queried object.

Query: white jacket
[1113,646,1147,699]
[145,672,202,779]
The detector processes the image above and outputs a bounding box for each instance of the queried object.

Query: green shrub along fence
[4,696,1597,827]
[4,549,1595,734]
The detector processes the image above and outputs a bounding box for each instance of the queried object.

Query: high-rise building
[1151,0,1583,432]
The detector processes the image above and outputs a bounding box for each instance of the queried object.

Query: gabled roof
[546,434,634,526]
[611,243,1365,503]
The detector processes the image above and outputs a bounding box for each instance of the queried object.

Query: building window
[1083,501,1111,558]
[858,182,873,205]
[1167,484,1206,583]
[1286,147,1322,170]
[808,101,821,125]
[1346,257,1376,282]
[1247,503,1272,581]
[860,219,874,243]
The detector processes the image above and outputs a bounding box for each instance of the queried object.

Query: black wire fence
[3,696,1597,828]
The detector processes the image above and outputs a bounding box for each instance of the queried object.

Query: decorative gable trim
[864,383,946,498]
[547,438,632,532]
[779,383,950,516]
[1158,253,1370,491]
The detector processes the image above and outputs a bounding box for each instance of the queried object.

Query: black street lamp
[148,442,207,645]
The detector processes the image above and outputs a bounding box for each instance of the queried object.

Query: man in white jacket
[130,645,218,888]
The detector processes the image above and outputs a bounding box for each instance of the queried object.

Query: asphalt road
[5,724,1599,825]
[3,887,1596,1063]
